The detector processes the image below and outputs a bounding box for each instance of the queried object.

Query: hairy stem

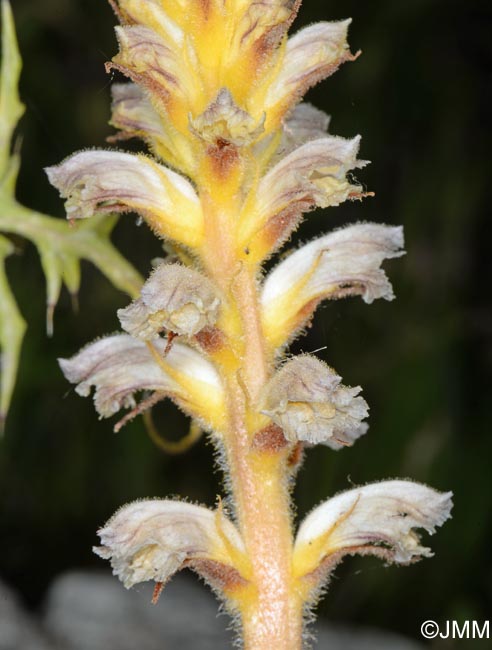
[202,189,303,648]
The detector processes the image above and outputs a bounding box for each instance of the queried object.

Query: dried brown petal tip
[118,263,221,339]
[259,355,368,449]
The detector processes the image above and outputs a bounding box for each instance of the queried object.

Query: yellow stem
[201,178,303,649]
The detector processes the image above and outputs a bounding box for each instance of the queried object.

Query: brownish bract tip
[189,558,248,591]
[252,423,288,453]
[207,143,240,179]
[195,326,227,354]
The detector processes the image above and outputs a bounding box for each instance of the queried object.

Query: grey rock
[44,571,423,650]
[0,579,54,650]
[312,625,423,649]
[43,571,234,650]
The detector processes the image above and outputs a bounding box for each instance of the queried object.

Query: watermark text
[421,620,490,640]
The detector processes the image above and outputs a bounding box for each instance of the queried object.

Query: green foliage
[0,0,142,429]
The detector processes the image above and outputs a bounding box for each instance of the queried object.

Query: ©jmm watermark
[421,620,490,640]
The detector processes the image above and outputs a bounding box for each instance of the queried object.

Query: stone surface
[0,580,54,650]
[0,572,424,650]
[314,625,423,650]
[42,571,423,650]
[43,571,234,650]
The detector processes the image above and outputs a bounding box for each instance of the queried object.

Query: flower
[94,499,247,592]
[189,89,265,147]
[59,334,225,431]
[293,480,453,582]
[264,20,357,127]
[239,136,366,261]
[46,150,203,246]
[261,223,405,347]
[108,82,165,143]
[118,262,221,339]
[259,355,368,448]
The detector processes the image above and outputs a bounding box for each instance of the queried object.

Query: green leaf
[0,3,142,428]
[0,0,24,181]
[0,234,26,431]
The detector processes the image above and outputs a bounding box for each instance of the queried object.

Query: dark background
[1,0,491,646]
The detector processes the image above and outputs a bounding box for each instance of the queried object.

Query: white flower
[259,355,368,449]
[118,262,221,339]
[265,20,356,117]
[239,136,366,256]
[46,150,203,247]
[293,480,453,580]
[261,223,405,347]
[95,499,245,590]
[59,334,224,430]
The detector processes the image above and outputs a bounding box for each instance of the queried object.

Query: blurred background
[1,0,491,647]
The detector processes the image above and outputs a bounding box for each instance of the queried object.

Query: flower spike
[41,0,453,645]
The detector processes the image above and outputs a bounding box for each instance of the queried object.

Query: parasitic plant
[45,0,453,648]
